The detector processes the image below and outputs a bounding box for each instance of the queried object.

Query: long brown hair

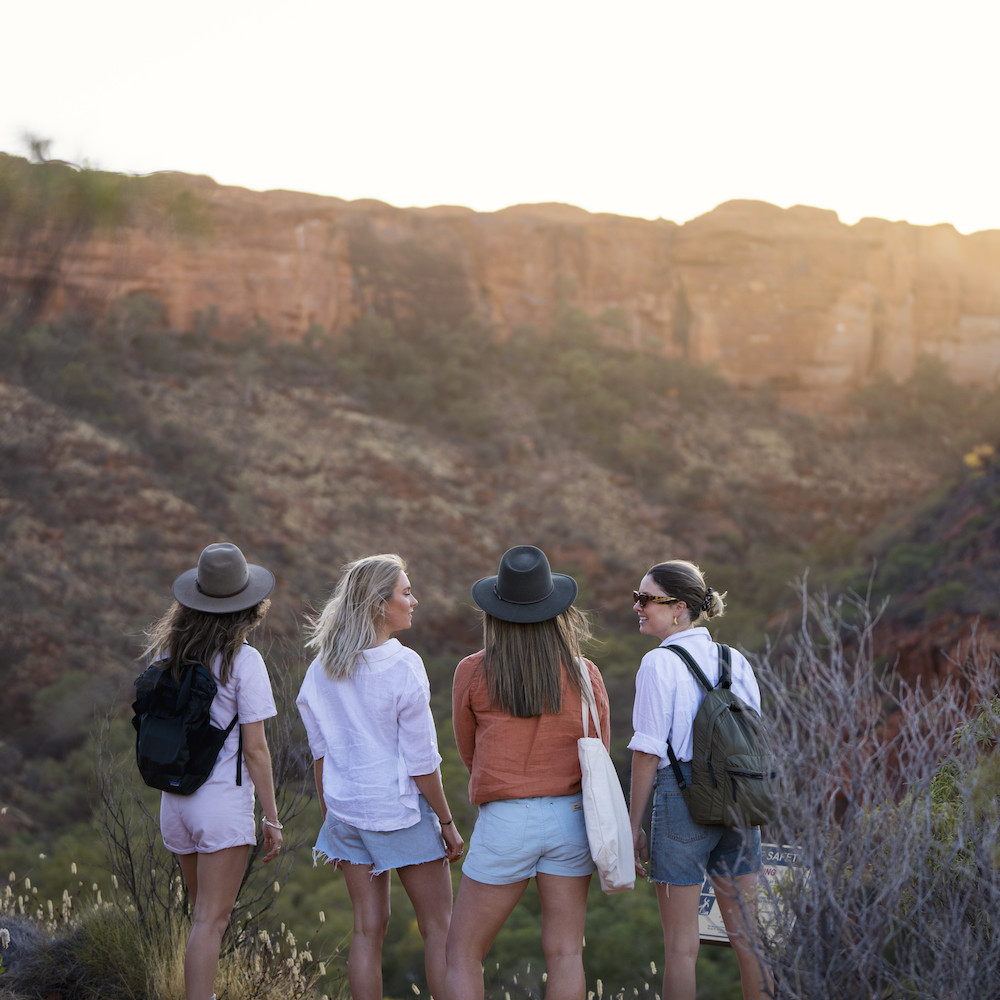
[481,606,591,718]
[143,599,271,685]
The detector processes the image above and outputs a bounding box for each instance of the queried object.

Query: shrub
[0,652,335,1000]
[754,585,1000,999]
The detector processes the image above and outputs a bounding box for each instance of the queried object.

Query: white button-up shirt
[296,638,443,831]
[628,627,762,764]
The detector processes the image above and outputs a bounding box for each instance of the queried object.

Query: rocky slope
[2,156,998,844]
[0,335,990,801]
[3,154,1000,412]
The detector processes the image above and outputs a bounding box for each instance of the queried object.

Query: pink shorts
[160,775,257,855]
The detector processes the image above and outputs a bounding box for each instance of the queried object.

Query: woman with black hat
[144,542,282,1000]
[444,545,610,1000]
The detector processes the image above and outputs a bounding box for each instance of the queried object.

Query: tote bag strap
[577,658,603,742]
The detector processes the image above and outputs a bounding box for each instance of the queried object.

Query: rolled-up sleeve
[397,663,442,777]
[295,667,328,761]
[627,653,673,760]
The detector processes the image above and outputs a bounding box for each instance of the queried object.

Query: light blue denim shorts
[461,793,595,886]
[313,795,446,876]
[649,762,761,885]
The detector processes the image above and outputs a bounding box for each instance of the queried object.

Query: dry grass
[0,865,340,1000]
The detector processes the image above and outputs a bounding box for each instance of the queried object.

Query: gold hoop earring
[673,615,680,626]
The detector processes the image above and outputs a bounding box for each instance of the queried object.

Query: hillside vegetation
[1,271,999,996]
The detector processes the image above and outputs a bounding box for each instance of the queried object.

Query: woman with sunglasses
[628,560,772,1000]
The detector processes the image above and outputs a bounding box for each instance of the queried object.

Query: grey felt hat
[172,542,275,613]
[471,545,578,623]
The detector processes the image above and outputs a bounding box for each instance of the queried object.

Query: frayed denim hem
[312,847,384,877]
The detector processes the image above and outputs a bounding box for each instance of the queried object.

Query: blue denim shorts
[461,793,595,886]
[649,762,761,885]
[313,795,447,876]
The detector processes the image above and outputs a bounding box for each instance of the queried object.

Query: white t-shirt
[159,642,277,854]
[628,627,762,765]
[207,641,278,784]
[296,638,443,831]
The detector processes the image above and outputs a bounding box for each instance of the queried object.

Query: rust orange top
[452,650,611,805]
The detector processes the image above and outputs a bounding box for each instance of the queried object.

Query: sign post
[698,843,803,944]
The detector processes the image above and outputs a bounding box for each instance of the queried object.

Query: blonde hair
[481,606,591,718]
[143,600,271,685]
[305,554,406,679]
[646,559,727,625]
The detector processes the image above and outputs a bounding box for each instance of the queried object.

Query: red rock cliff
[4,159,999,409]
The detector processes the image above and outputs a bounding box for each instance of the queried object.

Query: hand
[261,820,283,863]
[633,827,649,880]
[441,821,465,864]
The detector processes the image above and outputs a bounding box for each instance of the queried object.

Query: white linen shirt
[628,627,762,766]
[296,638,443,832]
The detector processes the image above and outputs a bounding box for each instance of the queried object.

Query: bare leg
[340,863,392,1000]
[712,872,774,1000]
[177,851,199,910]
[656,882,701,1000]
[180,846,249,1000]
[397,858,453,999]
[534,872,591,1000]
[444,875,528,1000]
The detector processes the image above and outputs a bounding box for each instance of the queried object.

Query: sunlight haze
[3,0,998,233]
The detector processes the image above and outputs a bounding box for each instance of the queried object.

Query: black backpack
[664,643,777,828]
[132,661,241,795]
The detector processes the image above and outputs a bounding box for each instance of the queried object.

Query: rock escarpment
[4,156,999,409]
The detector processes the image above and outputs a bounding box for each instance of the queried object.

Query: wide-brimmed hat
[471,545,578,623]
[172,542,275,613]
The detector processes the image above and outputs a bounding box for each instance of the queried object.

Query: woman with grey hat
[144,542,282,1000]
[444,545,610,1000]
[296,553,463,1000]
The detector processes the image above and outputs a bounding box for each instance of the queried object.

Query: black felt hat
[471,545,578,623]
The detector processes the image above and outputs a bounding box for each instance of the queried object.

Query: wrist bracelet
[440,818,454,826]
[263,817,283,830]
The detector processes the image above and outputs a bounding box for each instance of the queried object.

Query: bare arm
[412,770,464,863]
[241,720,282,862]
[313,757,327,821]
[629,750,660,878]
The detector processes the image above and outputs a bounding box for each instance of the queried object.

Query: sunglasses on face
[633,591,681,608]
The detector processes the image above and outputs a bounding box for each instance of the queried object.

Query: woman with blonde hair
[144,542,283,1000]
[628,559,773,1000]
[296,553,463,1000]
[445,545,611,1000]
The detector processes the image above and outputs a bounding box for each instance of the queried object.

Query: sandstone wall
[5,164,1000,408]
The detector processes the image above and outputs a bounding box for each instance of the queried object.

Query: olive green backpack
[664,643,777,828]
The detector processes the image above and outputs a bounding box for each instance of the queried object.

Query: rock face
[4,159,1000,409]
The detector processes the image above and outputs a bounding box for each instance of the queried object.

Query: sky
[2,0,998,234]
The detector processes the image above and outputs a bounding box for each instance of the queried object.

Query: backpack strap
[227,715,242,786]
[661,643,713,692]
[660,642,726,791]
[718,644,732,689]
